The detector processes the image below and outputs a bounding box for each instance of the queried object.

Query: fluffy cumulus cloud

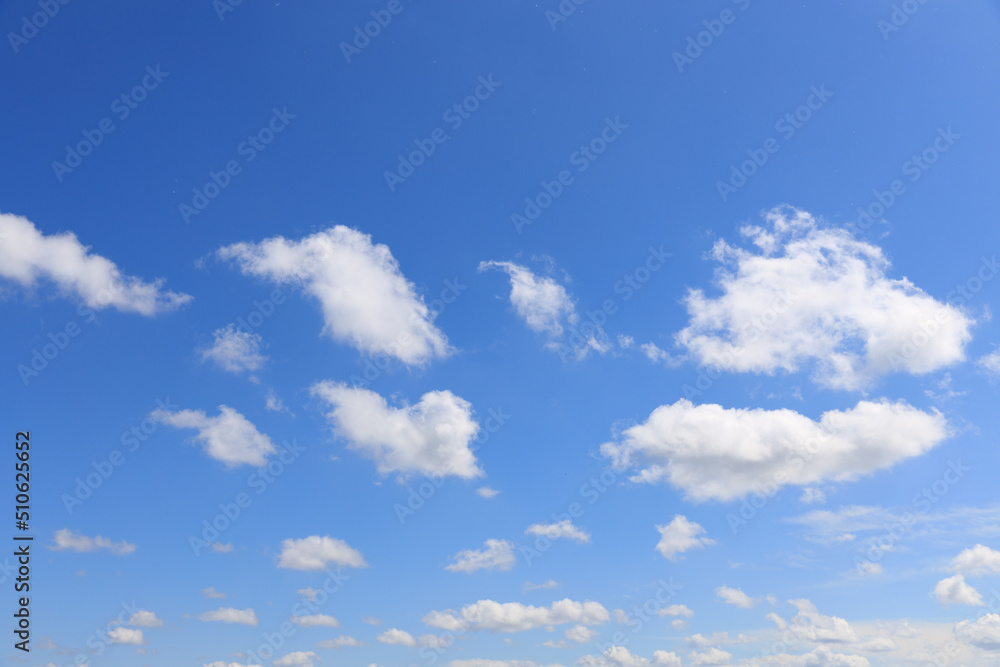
[577,646,681,667]
[151,405,276,467]
[198,607,259,625]
[424,599,609,633]
[687,647,732,666]
[675,206,973,390]
[715,585,757,609]
[654,515,715,560]
[658,604,694,618]
[446,539,517,573]
[950,544,1000,575]
[755,646,871,666]
[934,574,984,607]
[955,613,1000,650]
[127,609,163,627]
[277,535,368,570]
[479,260,609,358]
[525,519,591,543]
[312,382,482,479]
[274,652,321,667]
[200,325,267,374]
[291,613,340,627]
[0,212,191,315]
[601,398,948,502]
[107,627,144,645]
[218,226,449,365]
[773,600,858,643]
[49,529,135,555]
[377,628,421,646]
[317,636,366,649]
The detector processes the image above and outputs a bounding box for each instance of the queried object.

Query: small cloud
[655,516,714,561]
[201,587,226,599]
[523,580,558,592]
[476,486,500,498]
[49,529,135,556]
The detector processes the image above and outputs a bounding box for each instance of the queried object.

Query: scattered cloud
[675,206,973,390]
[0,212,191,315]
[127,610,163,627]
[201,325,266,374]
[291,614,340,627]
[377,628,416,646]
[655,516,715,560]
[477,486,500,498]
[198,607,259,625]
[49,529,135,556]
[715,586,756,609]
[525,519,591,543]
[151,405,277,467]
[602,399,948,502]
[950,544,1000,575]
[107,627,144,645]
[218,226,450,365]
[934,574,984,607]
[424,599,609,633]
[277,536,368,571]
[446,539,516,573]
[317,636,366,649]
[312,382,482,479]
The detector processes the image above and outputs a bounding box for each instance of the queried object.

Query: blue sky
[3,1,1000,666]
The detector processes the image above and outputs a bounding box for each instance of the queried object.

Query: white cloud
[277,535,368,571]
[49,529,135,555]
[856,562,882,575]
[687,648,731,666]
[453,661,563,667]
[479,260,576,337]
[715,586,756,609]
[424,599,609,633]
[201,587,225,598]
[934,574,984,607]
[955,613,1000,650]
[525,519,591,543]
[479,260,608,358]
[777,600,858,643]
[218,226,449,365]
[446,539,516,573]
[377,628,416,646]
[618,334,635,349]
[685,632,732,648]
[602,398,948,502]
[950,544,1000,575]
[201,325,267,374]
[151,405,276,467]
[265,390,291,413]
[654,516,715,560]
[291,614,339,627]
[0,211,191,315]
[978,350,1000,378]
[800,488,826,505]
[127,610,163,627]
[198,607,258,625]
[578,646,680,667]
[676,206,973,390]
[754,646,871,666]
[641,342,681,367]
[107,627,144,645]
[524,580,559,592]
[317,636,366,649]
[565,625,598,643]
[274,652,320,667]
[658,604,694,618]
[477,487,500,498]
[211,542,233,553]
[312,382,482,479]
